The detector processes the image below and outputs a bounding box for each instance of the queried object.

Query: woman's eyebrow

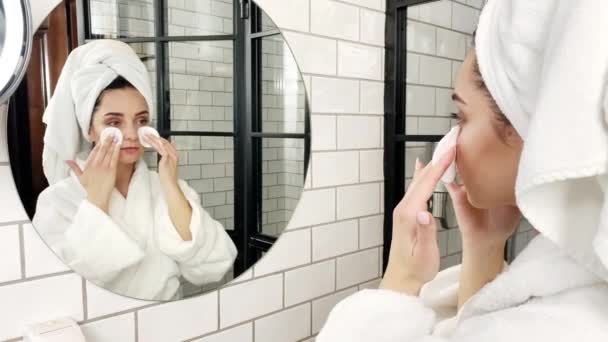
[104,112,124,117]
[452,93,467,105]
[135,111,149,116]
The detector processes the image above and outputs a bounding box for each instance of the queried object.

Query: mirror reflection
[7,0,310,301]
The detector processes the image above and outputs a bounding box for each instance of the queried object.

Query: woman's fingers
[445,181,468,204]
[411,146,456,203]
[413,157,425,181]
[84,140,102,169]
[416,211,437,244]
[146,134,168,156]
[163,139,179,162]
[109,142,121,169]
[101,139,117,166]
[94,135,113,165]
[65,160,83,177]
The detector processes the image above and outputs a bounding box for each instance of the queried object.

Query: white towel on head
[476,0,608,281]
[42,39,154,185]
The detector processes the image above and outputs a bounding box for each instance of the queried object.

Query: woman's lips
[120,147,140,153]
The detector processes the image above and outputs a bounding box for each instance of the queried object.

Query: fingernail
[416,211,431,225]
[415,157,420,168]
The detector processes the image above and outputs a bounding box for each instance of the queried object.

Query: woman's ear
[88,127,98,144]
[505,125,523,147]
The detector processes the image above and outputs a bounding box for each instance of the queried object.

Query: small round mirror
[0,0,33,104]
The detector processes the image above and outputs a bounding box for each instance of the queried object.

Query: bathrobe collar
[420,232,604,334]
[458,234,604,321]
[73,156,154,249]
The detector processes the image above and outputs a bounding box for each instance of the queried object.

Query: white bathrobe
[32,158,237,301]
[318,233,608,341]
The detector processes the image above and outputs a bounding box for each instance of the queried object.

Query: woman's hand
[444,182,521,249]
[144,134,193,241]
[444,179,521,310]
[66,136,120,213]
[380,146,457,296]
[143,134,180,189]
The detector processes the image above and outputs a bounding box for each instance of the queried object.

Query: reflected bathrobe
[318,234,608,341]
[32,158,237,301]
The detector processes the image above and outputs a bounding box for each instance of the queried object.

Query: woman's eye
[106,121,120,127]
[138,119,149,125]
[450,112,464,125]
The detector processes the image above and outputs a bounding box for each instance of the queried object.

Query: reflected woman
[32,40,237,301]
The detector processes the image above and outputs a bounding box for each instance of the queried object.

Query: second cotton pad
[99,127,123,145]
[138,126,160,148]
[431,125,460,183]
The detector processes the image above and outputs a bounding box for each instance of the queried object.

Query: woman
[319,1,608,340]
[32,39,237,301]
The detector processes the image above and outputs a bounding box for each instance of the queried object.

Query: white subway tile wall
[0,0,537,341]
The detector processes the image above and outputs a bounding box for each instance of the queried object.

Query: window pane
[167,0,234,36]
[128,42,160,169]
[89,0,155,38]
[168,41,234,132]
[260,138,306,237]
[404,1,470,136]
[260,9,278,32]
[405,141,457,230]
[260,36,306,134]
[173,136,235,231]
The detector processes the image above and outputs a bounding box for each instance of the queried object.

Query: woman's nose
[122,124,139,141]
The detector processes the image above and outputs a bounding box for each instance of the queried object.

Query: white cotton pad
[99,127,123,145]
[138,126,160,148]
[431,125,460,183]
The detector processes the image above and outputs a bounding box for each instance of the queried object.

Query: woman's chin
[119,152,142,164]
[466,191,486,209]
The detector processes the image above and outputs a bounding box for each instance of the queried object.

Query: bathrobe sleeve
[33,179,145,284]
[317,285,608,342]
[155,179,238,286]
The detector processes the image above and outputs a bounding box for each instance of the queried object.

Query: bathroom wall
[0,1,536,341]
[0,0,385,341]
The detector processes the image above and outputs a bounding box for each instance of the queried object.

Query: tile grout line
[134,311,139,342]
[407,17,477,37]
[334,257,338,292]
[451,0,484,10]
[0,220,31,228]
[18,224,25,279]
[185,281,369,342]
[82,278,88,321]
[217,283,221,333]
[0,270,75,288]
[308,0,312,33]
[329,0,385,14]
[307,71,383,83]
[282,272,286,309]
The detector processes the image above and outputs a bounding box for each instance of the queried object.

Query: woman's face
[89,87,149,165]
[452,51,523,209]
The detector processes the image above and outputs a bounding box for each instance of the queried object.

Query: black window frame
[383,0,515,273]
[78,0,311,277]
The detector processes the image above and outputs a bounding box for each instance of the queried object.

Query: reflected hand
[66,136,120,213]
[380,146,456,295]
[144,134,193,240]
[143,134,179,189]
[444,182,521,249]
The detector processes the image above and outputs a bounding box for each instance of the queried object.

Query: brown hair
[93,76,135,112]
[470,30,513,144]
[89,76,136,137]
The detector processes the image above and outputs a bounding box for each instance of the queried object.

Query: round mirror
[0,0,33,104]
[6,0,310,302]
